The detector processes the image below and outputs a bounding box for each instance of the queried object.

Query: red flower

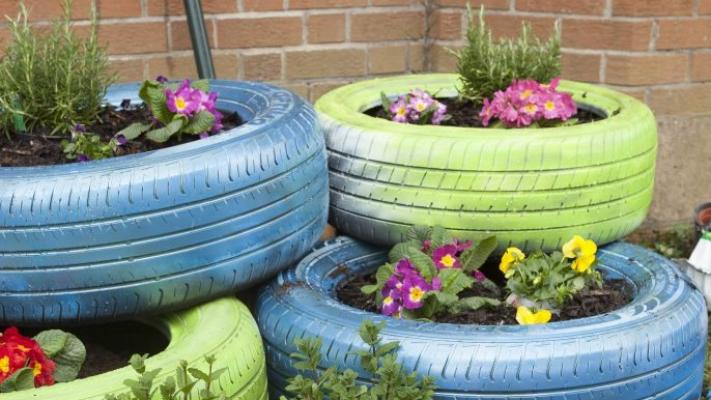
[0,327,56,387]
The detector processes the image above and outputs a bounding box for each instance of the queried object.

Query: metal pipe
[183,0,215,79]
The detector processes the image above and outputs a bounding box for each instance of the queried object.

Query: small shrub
[0,0,115,136]
[281,320,435,400]
[454,5,561,105]
[106,354,226,400]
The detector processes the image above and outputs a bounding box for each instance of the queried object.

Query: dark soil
[0,104,243,167]
[365,97,604,128]
[9,321,168,378]
[337,273,632,325]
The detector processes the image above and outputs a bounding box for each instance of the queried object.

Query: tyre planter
[5,297,267,400]
[0,80,329,326]
[316,74,657,251]
[256,237,707,400]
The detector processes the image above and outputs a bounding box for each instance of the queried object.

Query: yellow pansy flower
[499,247,525,274]
[515,306,552,325]
[562,235,597,272]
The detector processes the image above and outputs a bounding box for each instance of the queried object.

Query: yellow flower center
[17,345,29,353]
[524,103,538,114]
[0,356,9,374]
[383,296,394,306]
[409,286,424,302]
[396,106,407,117]
[175,97,187,110]
[440,254,456,268]
[415,102,426,112]
[520,89,533,100]
[545,101,556,111]
[33,362,42,377]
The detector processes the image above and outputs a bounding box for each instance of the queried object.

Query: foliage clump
[0,0,115,135]
[454,6,561,105]
[281,320,435,400]
[106,354,226,400]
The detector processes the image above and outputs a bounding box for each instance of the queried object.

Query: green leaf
[430,226,454,249]
[145,119,185,143]
[49,331,87,382]
[375,263,394,284]
[188,367,210,381]
[34,329,69,357]
[406,225,432,242]
[437,268,474,295]
[0,368,35,392]
[460,236,498,272]
[182,110,215,134]
[388,240,421,263]
[375,341,399,356]
[380,92,392,114]
[144,84,172,124]
[361,284,379,295]
[402,247,437,279]
[116,122,152,141]
[450,296,501,313]
[433,291,458,305]
[191,79,210,92]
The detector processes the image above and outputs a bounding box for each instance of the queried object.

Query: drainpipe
[183,0,215,79]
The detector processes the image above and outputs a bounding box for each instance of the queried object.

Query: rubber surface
[6,297,267,400]
[0,80,329,326]
[257,237,707,400]
[315,74,658,251]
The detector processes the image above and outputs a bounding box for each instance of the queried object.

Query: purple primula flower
[431,101,448,125]
[421,239,432,253]
[473,270,486,282]
[402,276,430,310]
[454,239,473,254]
[115,134,127,146]
[156,75,169,84]
[210,109,224,133]
[73,123,86,133]
[77,154,90,162]
[395,258,418,277]
[165,80,200,116]
[432,244,461,269]
[389,99,409,123]
[431,276,442,291]
[381,290,401,316]
[199,132,210,140]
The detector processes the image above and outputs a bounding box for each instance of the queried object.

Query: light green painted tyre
[7,298,267,400]
[316,73,658,251]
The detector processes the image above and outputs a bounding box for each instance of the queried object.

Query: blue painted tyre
[0,81,328,326]
[256,237,707,400]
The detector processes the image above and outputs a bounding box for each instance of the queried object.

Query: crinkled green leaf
[42,330,86,382]
[438,268,474,295]
[0,368,34,393]
[145,119,185,143]
[388,240,422,263]
[450,296,501,313]
[460,236,498,272]
[406,225,432,242]
[191,79,210,92]
[430,226,454,250]
[116,122,152,141]
[403,247,437,280]
[34,329,68,357]
[182,110,215,135]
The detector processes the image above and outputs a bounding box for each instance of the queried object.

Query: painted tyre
[316,74,657,251]
[256,237,707,400]
[6,297,267,400]
[0,80,328,326]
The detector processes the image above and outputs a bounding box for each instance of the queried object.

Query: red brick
[352,11,424,42]
[216,17,302,48]
[432,10,462,40]
[484,15,557,40]
[371,0,416,5]
[563,19,652,51]
[613,0,693,16]
[109,58,145,82]
[434,0,509,9]
[243,0,283,11]
[171,20,215,51]
[213,54,240,79]
[148,55,198,79]
[431,44,458,73]
[605,54,688,85]
[657,19,711,50]
[310,81,349,101]
[243,52,282,81]
[147,0,237,15]
[516,0,605,15]
[96,0,142,18]
[648,84,711,115]
[286,49,366,79]
[289,0,366,9]
[308,13,346,44]
[561,52,600,83]
[96,22,168,55]
[0,0,92,20]
[691,52,711,81]
[701,0,711,14]
[368,44,408,74]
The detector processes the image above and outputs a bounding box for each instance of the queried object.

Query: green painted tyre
[316,73,658,251]
[6,298,267,400]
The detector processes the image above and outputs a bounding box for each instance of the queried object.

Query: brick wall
[0,0,709,226]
